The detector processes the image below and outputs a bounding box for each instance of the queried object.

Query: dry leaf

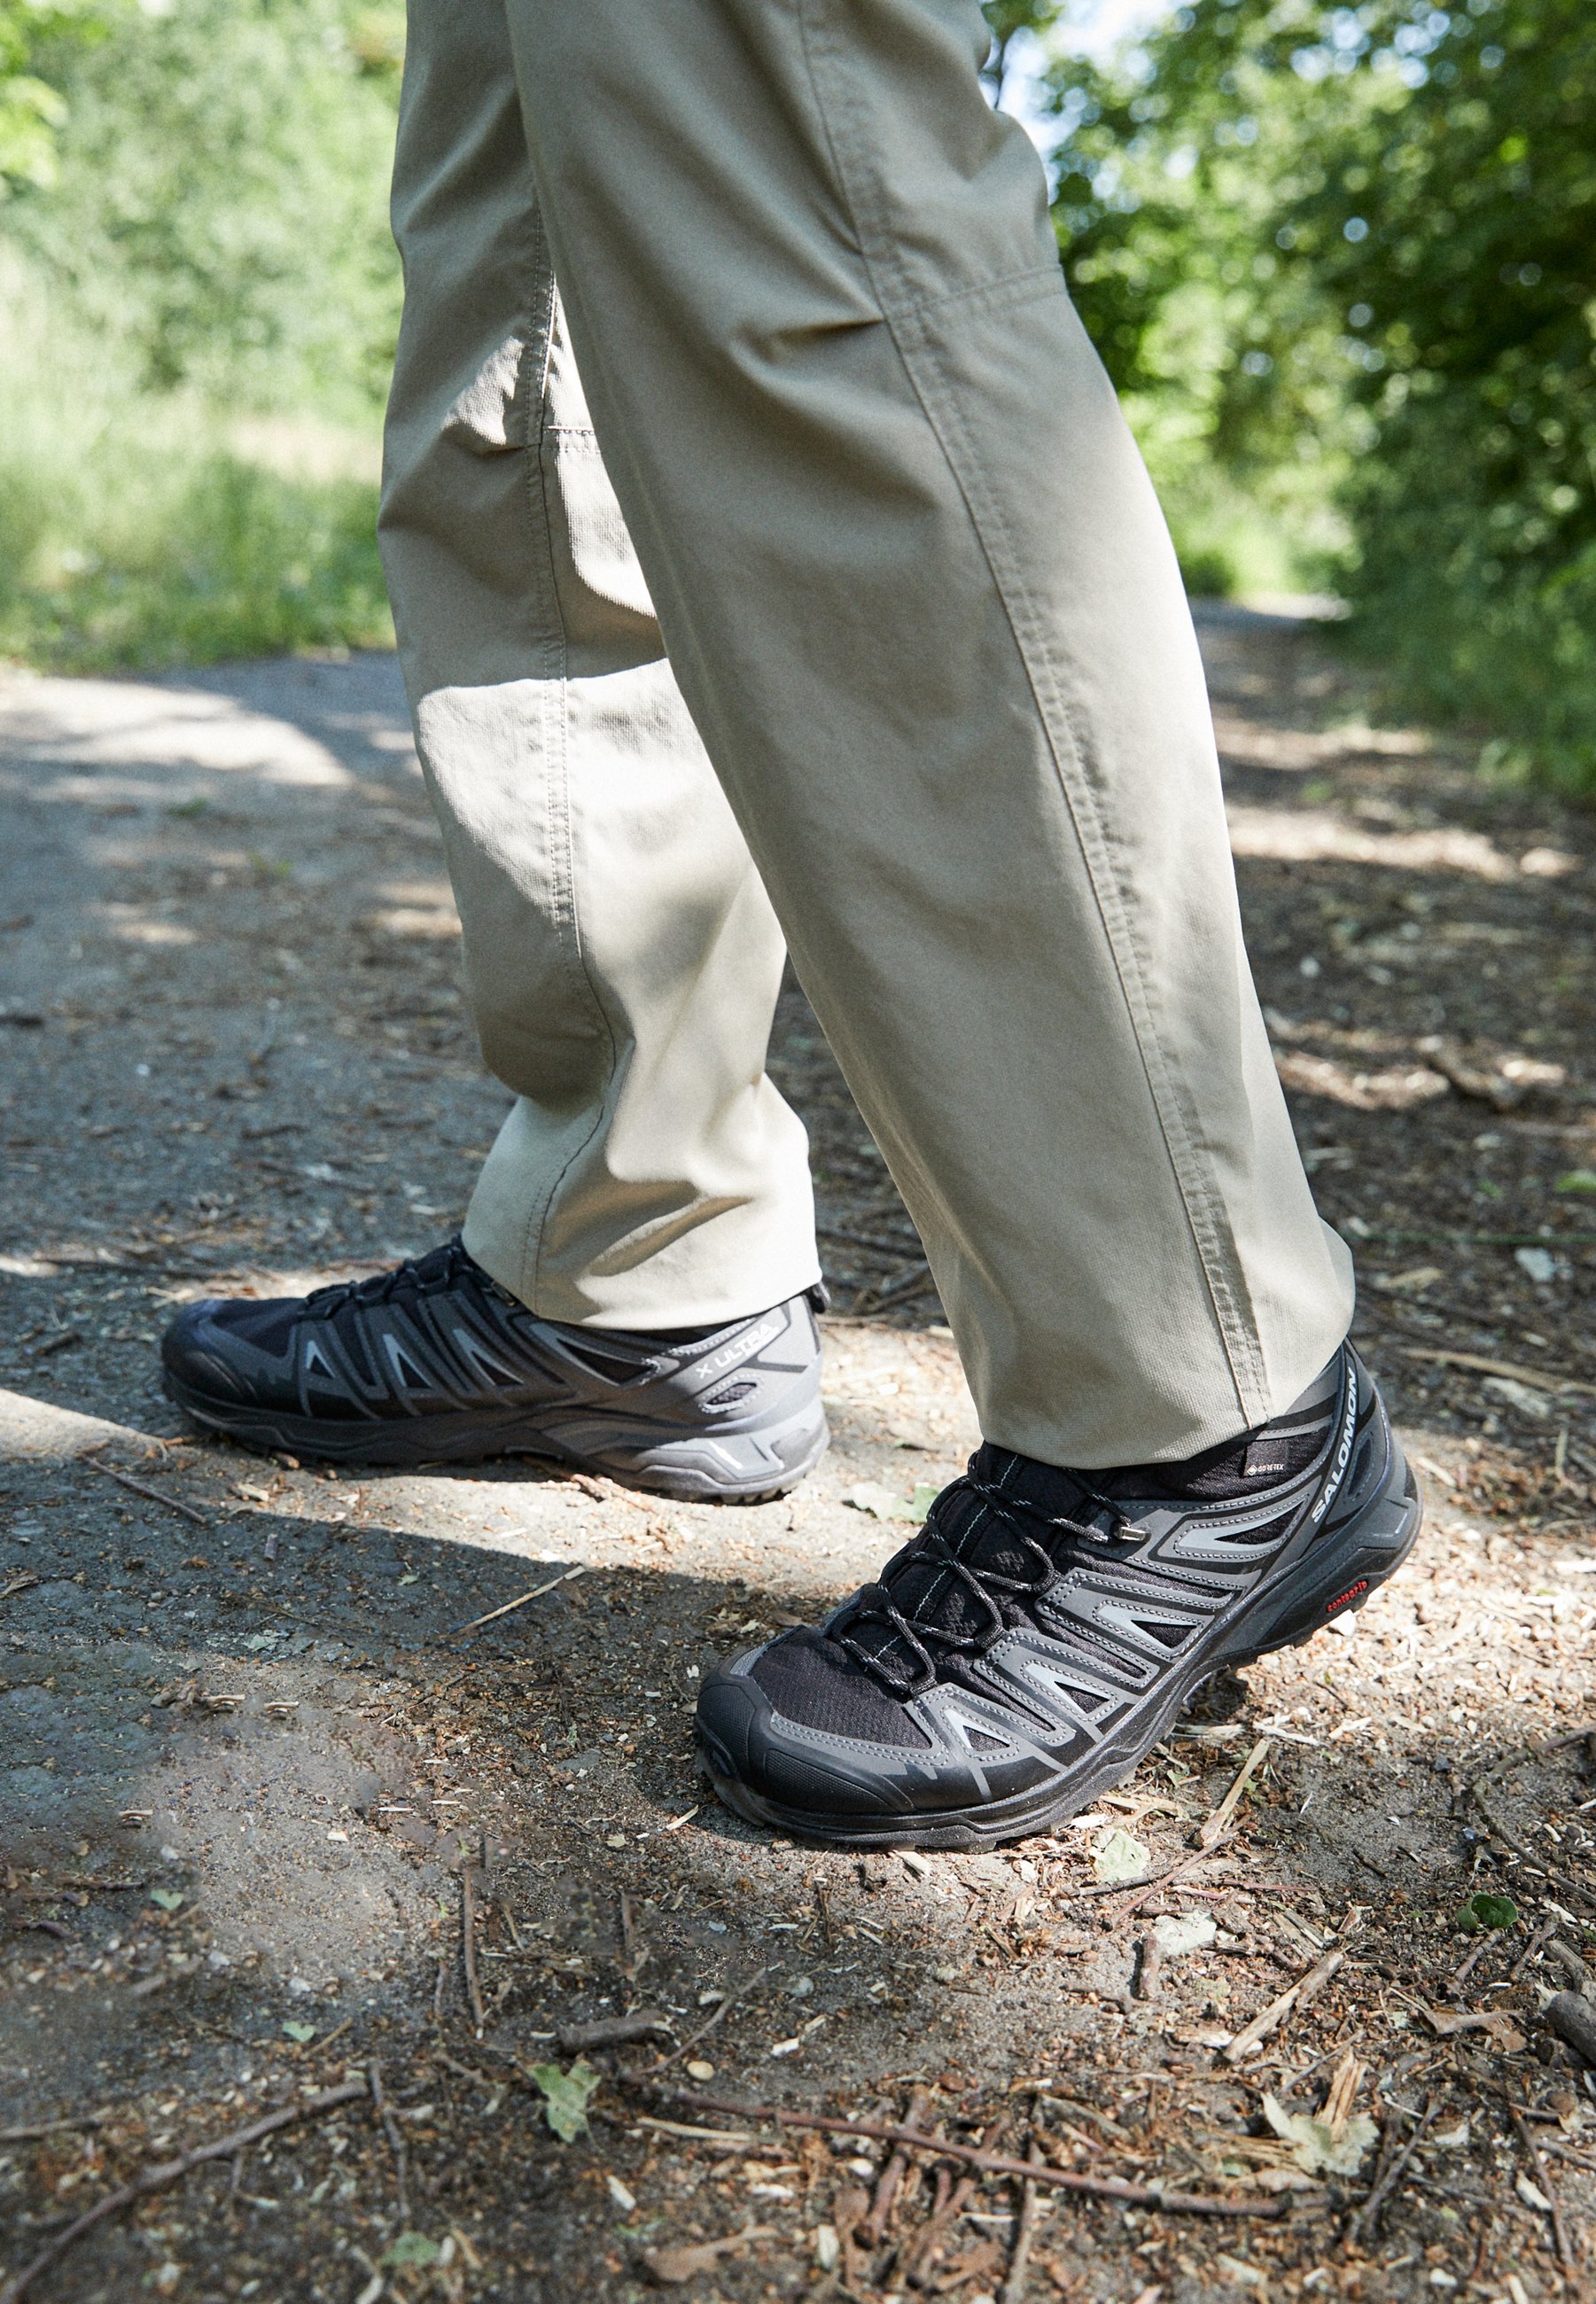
[1261,2094,1379,2177]
[1093,1827,1149,1884]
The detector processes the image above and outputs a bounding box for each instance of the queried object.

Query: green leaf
[380,2233,441,2270]
[912,1484,942,1519]
[281,2020,316,2043]
[530,2059,601,2143]
[149,1888,183,1911]
[1457,1891,1519,1934]
[1557,1171,1596,1195]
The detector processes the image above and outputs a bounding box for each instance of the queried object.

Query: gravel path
[3,613,1594,2302]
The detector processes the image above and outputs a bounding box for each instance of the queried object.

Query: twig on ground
[368,2059,409,2226]
[1084,1834,1235,1915]
[1475,1729,1596,1788]
[450,1565,583,1637]
[79,1454,208,1527]
[1400,1349,1596,1398]
[557,2011,673,2053]
[1345,2093,1436,2250]
[0,2113,115,2145]
[566,1471,652,1514]
[1470,1779,1596,1915]
[999,2142,1047,2304]
[633,2085,1287,2218]
[0,2077,365,2304]
[1447,1934,1494,2000]
[864,2085,932,2243]
[899,2172,977,2285]
[1507,1917,1559,1984]
[462,1866,486,2034]
[648,1965,772,2074]
[1506,2099,1577,2283]
[1221,1947,1346,2065]
[1200,1738,1272,1850]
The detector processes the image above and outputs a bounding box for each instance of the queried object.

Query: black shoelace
[832,1475,1124,1701]
[303,1237,476,1322]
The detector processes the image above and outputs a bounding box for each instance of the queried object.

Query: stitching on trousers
[795,0,1263,1417]
[909,327,1263,1413]
[517,215,621,1312]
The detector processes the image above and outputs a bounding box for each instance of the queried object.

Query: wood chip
[1221,1947,1345,2064]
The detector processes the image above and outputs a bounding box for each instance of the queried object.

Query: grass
[0,272,392,673]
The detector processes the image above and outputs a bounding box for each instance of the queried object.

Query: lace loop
[832,1476,1114,1701]
[304,1237,471,1321]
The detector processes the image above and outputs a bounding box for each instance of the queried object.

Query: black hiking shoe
[696,1343,1420,1847]
[160,1238,829,1500]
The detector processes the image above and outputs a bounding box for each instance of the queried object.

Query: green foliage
[1039,0,1596,779]
[0,0,399,667]
[0,258,390,670]
[530,2059,601,2143]
[0,0,117,190]
[9,0,403,412]
[380,2235,441,2270]
[1457,1891,1519,1933]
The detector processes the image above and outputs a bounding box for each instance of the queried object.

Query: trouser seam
[795,0,1262,1419]
[909,328,1262,1417]
[517,213,621,1312]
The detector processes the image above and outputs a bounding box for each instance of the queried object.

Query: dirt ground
[3,606,1596,2304]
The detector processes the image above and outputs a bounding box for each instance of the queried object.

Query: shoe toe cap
[160,1299,259,1405]
[694,1657,913,1822]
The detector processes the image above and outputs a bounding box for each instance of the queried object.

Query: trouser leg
[378,0,821,1331]
[393,0,1354,1467]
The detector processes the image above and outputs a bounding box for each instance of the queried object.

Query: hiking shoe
[696,1343,1420,1847]
[161,1237,829,1499]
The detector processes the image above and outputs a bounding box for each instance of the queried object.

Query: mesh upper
[784,1358,1343,1703]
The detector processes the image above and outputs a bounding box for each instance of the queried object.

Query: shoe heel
[1227,1454,1422,1667]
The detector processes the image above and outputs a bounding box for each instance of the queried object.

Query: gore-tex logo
[1325,1577,1368,1616]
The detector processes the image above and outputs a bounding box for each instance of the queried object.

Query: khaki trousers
[378,0,1355,1469]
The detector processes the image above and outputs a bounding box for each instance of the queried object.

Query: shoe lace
[303,1236,473,1322]
[832,1475,1125,1700]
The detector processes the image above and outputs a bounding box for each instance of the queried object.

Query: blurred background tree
[0,0,1591,787]
[1043,0,1595,782]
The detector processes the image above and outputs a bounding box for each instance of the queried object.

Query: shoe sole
[702,1430,1422,1849]
[160,1370,829,1505]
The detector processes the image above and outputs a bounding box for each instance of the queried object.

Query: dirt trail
[3,611,1595,2302]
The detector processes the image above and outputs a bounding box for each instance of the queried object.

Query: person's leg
[378,0,820,1332]
[160,0,832,1498]
[489,0,1352,1473]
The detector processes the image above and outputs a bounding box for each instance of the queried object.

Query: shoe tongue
[840,1446,1085,1678]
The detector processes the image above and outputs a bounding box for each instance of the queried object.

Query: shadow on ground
[4,613,1596,2301]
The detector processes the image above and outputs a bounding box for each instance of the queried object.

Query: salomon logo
[1325,1578,1368,1617]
